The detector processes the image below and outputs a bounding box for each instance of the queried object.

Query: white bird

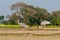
[18,20,28,28]
[41,20,51,27]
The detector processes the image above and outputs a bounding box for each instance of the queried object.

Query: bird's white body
[18,20,28,28]
[41,20,51,26]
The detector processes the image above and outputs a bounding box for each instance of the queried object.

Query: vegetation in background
[1,2,60,27]
[0,16,4,23]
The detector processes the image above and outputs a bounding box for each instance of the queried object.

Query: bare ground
[0,28,60,40]
[0,34,60,40]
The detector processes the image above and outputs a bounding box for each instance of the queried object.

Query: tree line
[1,2,60,26]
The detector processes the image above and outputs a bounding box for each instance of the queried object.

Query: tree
[0,16,4,20]
[8,2,50,26]
[10,2,28,24]
[52,10,60,17]
[1,20,9,25]
[22,5,49,26]
[52,10,60,25]
[11,2,27,18]
[7,12,20,24]
[0,16,4,23]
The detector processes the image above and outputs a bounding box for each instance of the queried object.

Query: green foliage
[1,20,9,25]
[22,5,48,26]
[8,20,18,25]
[8,2,50,26]
[52,10,60,26]
[0,16,4,21]
[1,20,17,25]
[52,10,60,17]
[5,2,60,26]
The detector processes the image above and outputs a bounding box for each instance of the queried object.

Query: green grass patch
[30,26,60,28]
[0,24,60,28]
[0,25,21,28]
[43,25,60,28]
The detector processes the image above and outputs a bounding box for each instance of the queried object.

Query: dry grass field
[0,34,60,40]
[0,28,60,40]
